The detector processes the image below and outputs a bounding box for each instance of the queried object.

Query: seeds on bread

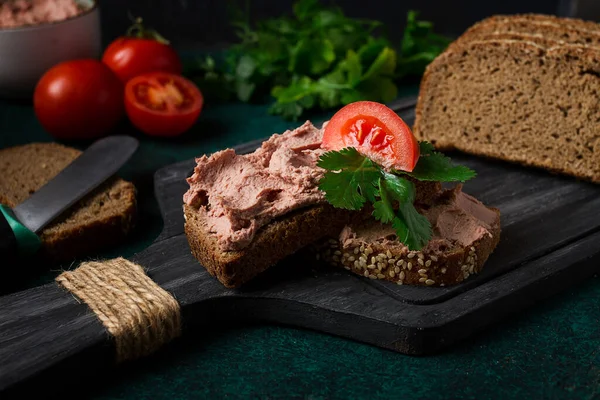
[316,185,501,287]
[0,142,137,261]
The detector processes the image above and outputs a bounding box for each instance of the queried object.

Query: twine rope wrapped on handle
[55,257,181,362]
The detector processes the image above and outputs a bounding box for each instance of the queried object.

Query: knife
[0,135,139,263]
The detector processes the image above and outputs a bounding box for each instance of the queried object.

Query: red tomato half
[34,59,124,140]
[102,37,182,83]
[124,72,203,137]
[322,101,420,171]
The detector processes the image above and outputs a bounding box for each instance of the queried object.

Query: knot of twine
[55,257,181,363]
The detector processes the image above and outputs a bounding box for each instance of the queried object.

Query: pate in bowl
[0,0,101,98]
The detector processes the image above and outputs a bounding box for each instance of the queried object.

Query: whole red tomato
[124,72,203,137]
[102,18,182,83]
[34,59,125,140]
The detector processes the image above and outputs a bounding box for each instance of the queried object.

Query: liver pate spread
[0,0,82,29]
[184,121,327,251]
[339,185,499,255]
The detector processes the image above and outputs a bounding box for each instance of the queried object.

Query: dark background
[95,0,600,52]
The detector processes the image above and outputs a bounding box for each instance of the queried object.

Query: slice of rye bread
[184,203,361,288]
[412,39,600,183]
[184,180,442,288]
[446,14,600,52]
[0,143,137,261]
[313,187,502,287]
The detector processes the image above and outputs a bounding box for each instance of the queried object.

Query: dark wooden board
[2,108,600,394]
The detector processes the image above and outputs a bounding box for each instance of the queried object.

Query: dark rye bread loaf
[184,180,442,288]
[0,143,137,261]
[413,38,600,183]
[315,186,502,287]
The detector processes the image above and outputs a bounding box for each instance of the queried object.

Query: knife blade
[0,135,139,260]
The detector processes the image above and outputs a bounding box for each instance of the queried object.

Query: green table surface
[2,87,600,400]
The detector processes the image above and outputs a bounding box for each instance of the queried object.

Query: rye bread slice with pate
[313,185,501,287]
[0,142,137,262]
[182,119,445,288]
[183,203,361,288]
[183,179,441,288]
[413,39,600,183]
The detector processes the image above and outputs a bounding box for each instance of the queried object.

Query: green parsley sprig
[317,143,476,250]
[183,1,451,120]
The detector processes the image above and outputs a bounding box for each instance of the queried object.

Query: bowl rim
[0,0,98,33]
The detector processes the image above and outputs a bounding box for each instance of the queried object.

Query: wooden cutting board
[2,108,600,394]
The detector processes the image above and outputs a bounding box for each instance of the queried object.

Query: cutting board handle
[0,281,109,393]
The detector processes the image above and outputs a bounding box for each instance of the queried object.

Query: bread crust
[466,14,600,36]
[447,14,600,54]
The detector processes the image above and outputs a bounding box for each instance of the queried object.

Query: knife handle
[0,205,41,262]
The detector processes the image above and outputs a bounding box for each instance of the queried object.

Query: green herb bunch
[185,0,451,120]
[317,143,476,250]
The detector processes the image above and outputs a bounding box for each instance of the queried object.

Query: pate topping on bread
[340,185,497,256]
[183,100,500,288]
[183,121,328,252]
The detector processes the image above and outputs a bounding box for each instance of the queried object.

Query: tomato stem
[125,15,170,45]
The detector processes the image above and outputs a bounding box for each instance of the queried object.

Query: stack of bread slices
[413,14,600,183]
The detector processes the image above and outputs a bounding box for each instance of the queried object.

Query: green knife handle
[0,204,42,260]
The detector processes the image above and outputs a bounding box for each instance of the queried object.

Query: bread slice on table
[0,143,137,262]
[315,185,501,287]
[413,36,600,183]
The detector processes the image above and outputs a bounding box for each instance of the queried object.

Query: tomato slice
[124,72,203,137]
[322,101,420,171]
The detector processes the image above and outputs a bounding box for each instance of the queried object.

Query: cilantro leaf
[418,141,436,155]
[380,171,415,203]
[396,203,432,250]
[362,46,397,80]
[317,148,380,209]
[396,10,452,79]
[375,172,432,250]
[372,177,395,223]
[183,2,451,120]
[318,170,369,210]
[293,0,321,21]
[397,141,477,183]
[270,45,399,120]
[317,147,366,170]
[318,149,435,250]
[409,154,476,182]
[289,38,336,76]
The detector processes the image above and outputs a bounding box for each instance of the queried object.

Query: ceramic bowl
[0,0,101,99]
